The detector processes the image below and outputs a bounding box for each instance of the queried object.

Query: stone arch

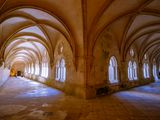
[52,35,76,95]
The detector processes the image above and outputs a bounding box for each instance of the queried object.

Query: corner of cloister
[0,0,160,99]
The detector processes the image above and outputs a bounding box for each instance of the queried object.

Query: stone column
[149,63,154,82]
[138,62,144,84]
[65,55,86,98]
[49,62,54,80]
[120,61,128,89]
[85,55,96,99]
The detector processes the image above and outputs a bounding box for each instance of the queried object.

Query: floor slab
[0,77,160,120]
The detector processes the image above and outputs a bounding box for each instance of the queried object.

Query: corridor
[0,77,160,120]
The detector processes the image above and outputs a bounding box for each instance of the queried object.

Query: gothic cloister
[0,0,160,119]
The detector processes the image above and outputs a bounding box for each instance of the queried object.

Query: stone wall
[0,63,10,87]
[23,31,156,99]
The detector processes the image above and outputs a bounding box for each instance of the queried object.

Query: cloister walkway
[0,77,160,120]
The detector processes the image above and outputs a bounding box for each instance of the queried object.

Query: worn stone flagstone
[0,77,160,120]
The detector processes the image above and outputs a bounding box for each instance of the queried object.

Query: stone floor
[0,77,160,120]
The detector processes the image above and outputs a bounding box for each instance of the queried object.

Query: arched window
[130,49,134,57]
[128,61,137,80]
[55,58,66,82]
[133,62,137,80]
[28,64,31,73]
[143,63,149,78]
[41,62,49,78]
[31,63,34,74]
[45,62,49,77]
[143,63,147,78]
[128,61,133,80]
[153,64,157,80]
[147,64,150,78]
[144,54,147,60]
[108,56,118,83]
[55,61,60,80]
[60,59,66,81]
[41,63,44,76]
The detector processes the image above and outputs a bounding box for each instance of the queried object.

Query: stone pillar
[138,62,144,84]
[149,63,154,82]
[49,62,54,80]
[85,55,96,99]
[65,55,86,98]
[119,61,128,89]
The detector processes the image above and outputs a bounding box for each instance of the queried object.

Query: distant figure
[10,68,16,77]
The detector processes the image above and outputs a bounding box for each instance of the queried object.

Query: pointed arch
[143,63,150,78]
[128,61,138,80]
[55,58,66,82]
[108,56,118,83]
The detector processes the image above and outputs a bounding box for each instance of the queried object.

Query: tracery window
[133,62,137,80]
[153,64,157,79]
[55,58,66,82]
[108,56,118,83]
[128,61,137,80]
[144,54,147,60]
[130,49,134,57]
[143,63,149,78]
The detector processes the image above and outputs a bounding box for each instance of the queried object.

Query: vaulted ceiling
[86,0,160,63]
[0,0,160,67]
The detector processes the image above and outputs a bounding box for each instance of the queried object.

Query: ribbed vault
[0,6,75,72]
[0,0,160,98]
[86,0,160,64]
